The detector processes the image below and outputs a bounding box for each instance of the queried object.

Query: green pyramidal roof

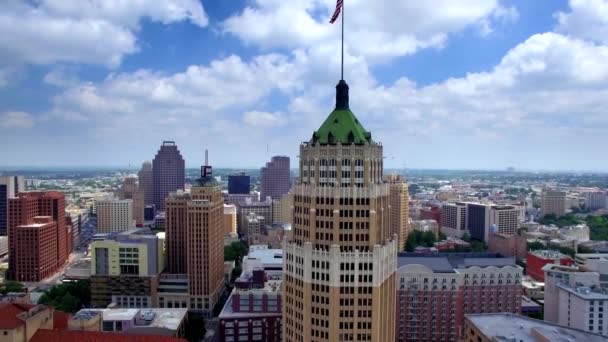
[311,80,372,145]
[312,108,372,145]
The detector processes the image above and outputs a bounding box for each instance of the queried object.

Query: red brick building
[396,253,523,341]
[8,191,70,282]
[420,206,441,224]
[487,231,527,260]
[526,250,573,282]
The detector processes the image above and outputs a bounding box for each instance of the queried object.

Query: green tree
[185,313,206,342]
[405,232,417,252]
[527,241,545,251]
[461,232,471,242]
[1,280,24,294]
[57,293,79,313]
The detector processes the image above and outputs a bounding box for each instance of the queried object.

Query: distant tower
[120,175,144,226]
[138,161,153,206]
[260,156,290,201]
[152,141,185,211]
[283,80,397,342]
[164,151,225,316]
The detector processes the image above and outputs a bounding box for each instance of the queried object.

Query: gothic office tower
[164,156,224,316]
[282,80,397,342]
[152,142,185,211]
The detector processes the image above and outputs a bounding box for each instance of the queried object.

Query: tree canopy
[38,280,90,313]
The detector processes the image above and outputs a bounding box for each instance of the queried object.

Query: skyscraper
[0,176,24,236]
[120,175,144,226]
[260,156,290,201]
[162,156,224,316]
[8,191,70,281]
[228,173,250,194]
[282,80,397,342]
[138,161,154,206]
[386,175,409,251]
[152,141,185,211]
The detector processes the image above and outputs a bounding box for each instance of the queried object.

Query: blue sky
[1,0,607,171]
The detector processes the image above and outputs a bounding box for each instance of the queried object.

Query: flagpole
[341,0,344,80]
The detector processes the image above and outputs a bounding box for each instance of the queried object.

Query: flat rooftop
[78,308,187,331]
[219,292,281,320]
[466,313,607,342]
[557,284,608,300]
[245,246,283,265]
[397,253,517,273]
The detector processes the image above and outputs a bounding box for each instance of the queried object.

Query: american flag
[329,0,343,24]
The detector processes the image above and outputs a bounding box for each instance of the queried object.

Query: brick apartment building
[396,253,523,341]
[526,250,573,282]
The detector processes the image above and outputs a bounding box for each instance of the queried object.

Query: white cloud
[0,111,35,129]
[224,0,516,62]
[556,0,608,44]
[0,0,207,69]
[243,111,287,127]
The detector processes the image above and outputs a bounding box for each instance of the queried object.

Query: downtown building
[396,253,523,341]
[7,191,71,282]
[228,172,250,194]
[543,263,608,336]
[441,202,519,241]
[152,141,185,211]
[541,188,567,217]
[0,175,24,236]
[386,175,409,252]
[260,156,290,201]
[282,80,397,342]
[161,162,224,316]
[96,199,133,233]
[90,228,165,308]
[120,175,145,226]
[219,269,282,342]
[137,161,154,206]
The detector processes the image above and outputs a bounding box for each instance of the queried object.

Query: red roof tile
[31,330,187,342]
[0,303,36,329]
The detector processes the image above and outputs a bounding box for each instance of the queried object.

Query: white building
[585,191,608,211]
[560,224,590,242]
[242,245,283,279]
[96,199,133,233]
[556,284,608,336]
[576,254,608,287]
[543,263,601,327]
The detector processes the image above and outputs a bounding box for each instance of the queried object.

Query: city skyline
[1,1,608,171]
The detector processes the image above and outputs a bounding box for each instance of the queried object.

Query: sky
[1,0,607,171]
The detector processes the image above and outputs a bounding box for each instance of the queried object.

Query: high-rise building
[260,156,290,201]
[488,205,519,235]
[152,141,185,211]
[541,189,567,217]
[396,253,523,341]
[237,199,272,237]
[7,191,70,281]
[96,199,133,233]
[223,204,237,236]
[441,202,467,237]
[0,176,24,236]
[283,80,397,342]
[386,175,409,251]
[243,212,264,245]
[272,193,293,225]
[120,175,144,226]
[162,158,224,316]
[228,173,250,194]
[138,161,154,206]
